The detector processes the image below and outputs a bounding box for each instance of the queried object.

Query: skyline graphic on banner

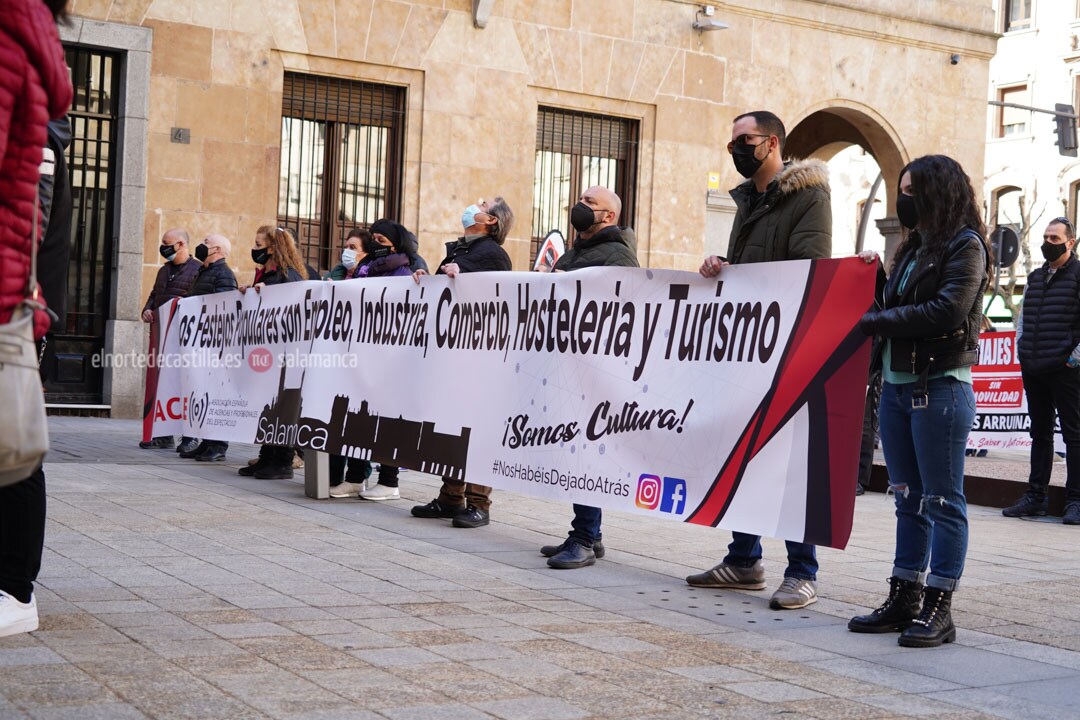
[258,364,471,479]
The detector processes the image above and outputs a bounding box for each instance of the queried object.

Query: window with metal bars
[532,107,639,262]
[65,47,117,340]
[277,73,406,272]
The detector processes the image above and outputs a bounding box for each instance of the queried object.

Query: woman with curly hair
[849,155,991,648]
[239,226,309,480]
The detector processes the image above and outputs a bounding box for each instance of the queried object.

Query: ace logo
[635,474,687,514]
[153,396,187,423]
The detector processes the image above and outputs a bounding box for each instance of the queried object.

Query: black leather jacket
[860,228,989,376]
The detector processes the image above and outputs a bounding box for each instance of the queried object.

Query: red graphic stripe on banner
[685,407,765,524]
[143,300,181,440]
[141,321,160,443]
[820,343,870,548]
[687,258,874,547]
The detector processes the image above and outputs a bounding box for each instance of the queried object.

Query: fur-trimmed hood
[726,157,832,265]
[775,158,829,195]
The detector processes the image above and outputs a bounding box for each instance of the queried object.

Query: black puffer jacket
[438,235,511,273]
[1018,255,1080,374]
[554,226,639,270]
[189,258,238,296]
[143,258,201,312]
[860,228,989,375]
[260,266,305,286]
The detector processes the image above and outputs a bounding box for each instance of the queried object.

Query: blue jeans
[569,504,601,546]
[880,377,975,591]
[724,533,817,581]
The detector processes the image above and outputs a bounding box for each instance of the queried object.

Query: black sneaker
[179,441,209,459]
[176,438,200,455]
[547,540,596,569]
[411,498,465,519]
[1002,494,1048,518]
[541,539,605,559]
[452,506,489,528]
[1064,502,1080,526]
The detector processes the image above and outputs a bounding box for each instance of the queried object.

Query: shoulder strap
[27,189,40,299]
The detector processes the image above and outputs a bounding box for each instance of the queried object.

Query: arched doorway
[786,105,907,263]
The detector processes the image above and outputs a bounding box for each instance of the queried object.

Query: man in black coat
[140,228,201,449]
[1004,217,1080,524]
[180,235,237,461]
[541,186,639,569]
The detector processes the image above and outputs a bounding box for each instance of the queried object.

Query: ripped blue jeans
[879,377,976,591]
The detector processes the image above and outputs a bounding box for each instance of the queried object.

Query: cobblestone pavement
[1,417,1079,719]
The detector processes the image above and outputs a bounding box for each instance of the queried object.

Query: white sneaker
[769,577,818,610]
[329,480,364,498]
[359,484,400,501]
[0,590,39,637]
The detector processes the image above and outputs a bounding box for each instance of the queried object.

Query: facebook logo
[659,477,687,514]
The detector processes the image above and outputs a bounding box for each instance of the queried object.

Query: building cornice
[668,0,999,59]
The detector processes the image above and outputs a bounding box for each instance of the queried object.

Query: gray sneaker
[686,560,766,589]
[770,577,817,609]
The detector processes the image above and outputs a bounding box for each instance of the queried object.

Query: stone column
[876,216,904,267]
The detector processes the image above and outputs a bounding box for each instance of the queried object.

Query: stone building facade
[57,0,996,416]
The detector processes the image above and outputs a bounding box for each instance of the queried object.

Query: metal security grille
[278,73,406,272]
[43,47,119,404]
[532,107,639,262]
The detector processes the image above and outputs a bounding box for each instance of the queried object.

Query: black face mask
[362,236,393,255]
[570,202,601,232]
[1042,241,1070,263]
[251,247,270,265]
[159,244,177,261]
[731,142,765,179]
[896,193,920,230]
[194,244,210,262]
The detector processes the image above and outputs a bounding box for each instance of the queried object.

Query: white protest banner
[149,259,874,549]
[970,330,1063,453]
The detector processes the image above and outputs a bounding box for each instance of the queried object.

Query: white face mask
[341,248,358,270]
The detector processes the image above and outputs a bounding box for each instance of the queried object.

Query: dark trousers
[328,455,371,486]
[1024,367,1080,502]
[725,532,818,581]
[569,504,602,546]
[0,466,46,604]
[374,465,400,488]
[858,372,883,489]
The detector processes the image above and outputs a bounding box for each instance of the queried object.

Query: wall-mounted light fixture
[693,5,729,31]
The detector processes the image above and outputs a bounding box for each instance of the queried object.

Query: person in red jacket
[0,0,74,638]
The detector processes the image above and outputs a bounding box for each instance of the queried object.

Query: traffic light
[1055,103,1077,157]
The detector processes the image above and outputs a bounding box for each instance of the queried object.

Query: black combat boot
[848,576,923,633]
[254,446,295,480]
[238,445,272,477]
[898,586,955,648]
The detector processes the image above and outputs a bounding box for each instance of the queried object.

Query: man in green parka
[689,110,832,610]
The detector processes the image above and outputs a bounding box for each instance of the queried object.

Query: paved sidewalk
[2,418,1079,719]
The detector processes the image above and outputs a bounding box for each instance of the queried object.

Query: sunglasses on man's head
[726,133,770,154]
[1053,216,1074,231]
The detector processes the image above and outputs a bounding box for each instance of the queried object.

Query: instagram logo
[636,474,662,509]
[636,474,687,515]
